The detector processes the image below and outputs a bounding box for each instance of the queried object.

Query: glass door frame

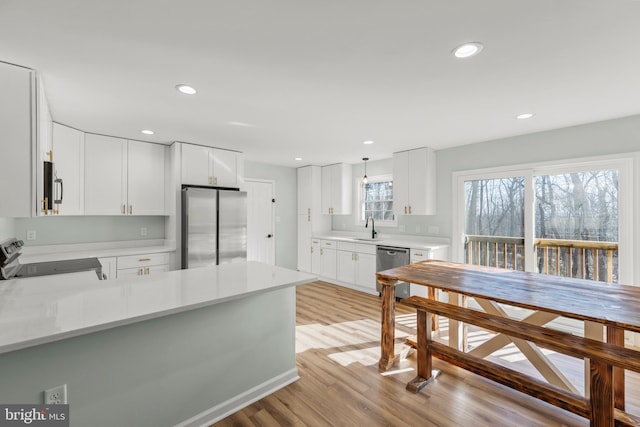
[452,155,634,285]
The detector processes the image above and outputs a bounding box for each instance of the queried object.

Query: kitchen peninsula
[0,262,315,427]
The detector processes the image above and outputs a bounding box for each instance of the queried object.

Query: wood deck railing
[534,238,618,284]
[464,235,618,283]
[465,235,525,271]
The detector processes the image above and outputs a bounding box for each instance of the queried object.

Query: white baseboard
[175,368,300,427]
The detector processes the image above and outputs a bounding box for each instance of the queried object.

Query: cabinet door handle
[320,248,323,255]
[145,267,150,275]
[122,204,126,214]
[311,247,314,254]
[404,206,407,214]
[138,268,143,275]
[409,206,412,214]
[129,205,133,215]
[214,176,218,185]
[209,176,213,185]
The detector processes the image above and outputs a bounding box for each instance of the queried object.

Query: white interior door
[246,180,275,265]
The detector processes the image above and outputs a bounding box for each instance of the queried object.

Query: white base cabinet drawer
[117,253,170,270]
[117,264,169,278]
[116,252,171,278]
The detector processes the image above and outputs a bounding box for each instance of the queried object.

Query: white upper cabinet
[297,165,324,216]
[84,134,127,215]
[181,143,239,188]
[180,143,210,186]
[0,62,35,217]
[85,134,165,215]
[210,148,237,188]
[321,163,352,215]
[52,123,85,215]
[127,140,165,215]
[392,147,436,216]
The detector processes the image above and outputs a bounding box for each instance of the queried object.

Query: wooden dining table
[376,260,640,426]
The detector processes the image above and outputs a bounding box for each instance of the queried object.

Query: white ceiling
[1,1,640,167]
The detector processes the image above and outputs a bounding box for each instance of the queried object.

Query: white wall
[11,216,165,246]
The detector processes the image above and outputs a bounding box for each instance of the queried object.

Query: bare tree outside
[464,170,619,282]
[465,177,525,270]
[535,170,619,282]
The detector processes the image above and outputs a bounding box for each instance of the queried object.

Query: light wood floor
[215,281,638,427]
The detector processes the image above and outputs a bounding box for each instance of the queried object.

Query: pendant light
[362,157,369,184]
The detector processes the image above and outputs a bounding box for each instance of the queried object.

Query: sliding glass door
[457,158,631,284]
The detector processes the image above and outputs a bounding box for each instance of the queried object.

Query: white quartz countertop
[312,233,449,251]
[0,262,316,354]
[19,239,176,263]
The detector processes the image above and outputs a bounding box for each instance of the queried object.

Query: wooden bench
[401,295,640,427]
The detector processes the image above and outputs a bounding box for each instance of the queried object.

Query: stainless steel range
[0,238,104,280]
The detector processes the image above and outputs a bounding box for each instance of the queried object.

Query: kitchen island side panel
[0,287,296,427]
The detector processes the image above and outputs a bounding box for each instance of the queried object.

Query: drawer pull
[139,258,151,262]
[414,252,423,257]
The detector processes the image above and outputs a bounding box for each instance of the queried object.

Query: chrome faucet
[365,217,377,239]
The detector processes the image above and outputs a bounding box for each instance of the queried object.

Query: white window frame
[355,174,397,227]
[452,154,634,285]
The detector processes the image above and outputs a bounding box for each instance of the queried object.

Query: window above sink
[357,174,397,227]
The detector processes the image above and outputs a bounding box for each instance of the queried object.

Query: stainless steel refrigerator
[181,186,247,269]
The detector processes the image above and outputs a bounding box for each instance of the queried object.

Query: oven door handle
[54,177,63,204]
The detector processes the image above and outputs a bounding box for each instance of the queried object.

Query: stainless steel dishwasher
[376,245,410,298]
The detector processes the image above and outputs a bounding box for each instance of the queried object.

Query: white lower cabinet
[310,239,322,275]
[320,240,337,280]
[409,248,436,297]
[337,248,356,283]
[116,252,170,279]
[336,242,377,292]
[355,250,376,290]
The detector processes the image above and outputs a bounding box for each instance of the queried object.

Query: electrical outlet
[44,384,67,404]
[140,227,147,236]
[26,230,36,241]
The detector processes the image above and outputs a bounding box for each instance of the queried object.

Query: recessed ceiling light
[516,113,534,120]
[228,121,255,128]
[363,140,375,145]
[175,84,197,95]
[140,129,155,135]
[295,157,303,161]
[452,42,484,58]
